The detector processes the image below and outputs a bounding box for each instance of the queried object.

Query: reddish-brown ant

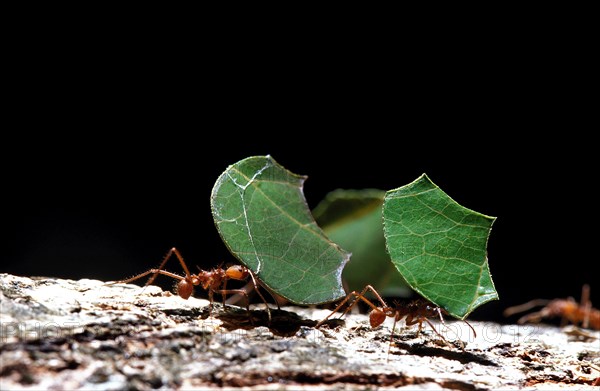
[503,284,600,330]
[111,247,274,320]
[316,285,476,357]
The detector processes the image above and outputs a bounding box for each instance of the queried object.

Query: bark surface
[1,274,598,390]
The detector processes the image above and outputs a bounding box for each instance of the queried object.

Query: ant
[110,247,274,321]
[315,285,476,357]
[503,284,599,330]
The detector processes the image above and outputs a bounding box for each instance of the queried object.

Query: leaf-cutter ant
[503,284,599,330]
[316,285,476,357]
[110,247,274,321]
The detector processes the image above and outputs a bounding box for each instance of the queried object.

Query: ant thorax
[196,269,225,290]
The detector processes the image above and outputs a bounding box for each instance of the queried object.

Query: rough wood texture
[1,273,598,390]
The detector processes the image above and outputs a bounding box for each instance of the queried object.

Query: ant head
[369,308,387,328]
[419,302,446,319]
[423,304,437,316]
[225,265,249,280]
[177,279,194,300]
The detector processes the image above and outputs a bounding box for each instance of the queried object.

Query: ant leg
[406,314,423,336]
[222,279,228,307]
[121,247,192,289]
[503,299,551,317]
[247,271,273,322]
[461,319,477,339]
[581,284,591,329]
[215,289,250,311]
[516,309,547,325]
[108,269,185,285]
[386,313,400,362]
[208,290,214,312]
[215,289,256,325]
[434,308,477,341]
[421,317,450,344]
[315,285,387,328]
[224,280,282,311]
[404,315,447,343]
[225,282,252,305]
[315,293,358,328]
[109,266,197,300]
[144,248,192,287]
[340,285,388,318]
[581,284,590,307]
[435,307,446,325]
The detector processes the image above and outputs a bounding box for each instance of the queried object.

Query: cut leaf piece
[313,189,410,297]
[383,174,497,319]
[211,155,350,305]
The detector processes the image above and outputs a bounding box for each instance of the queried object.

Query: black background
[4,29,596,324]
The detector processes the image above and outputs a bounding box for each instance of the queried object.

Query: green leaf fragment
[210,155,350,305]
[313,189,410,297]
[383,174,498,319]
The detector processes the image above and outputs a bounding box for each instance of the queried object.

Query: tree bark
[1,273,598,390]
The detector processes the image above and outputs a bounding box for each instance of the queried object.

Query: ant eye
[177,280,193,300]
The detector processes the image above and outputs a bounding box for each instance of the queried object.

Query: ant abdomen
[369,309,386,328]
[177,279,193,300]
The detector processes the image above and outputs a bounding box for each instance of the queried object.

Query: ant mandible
[111,247,274,320]
[503,284,599,330]
[316,285,476,357]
